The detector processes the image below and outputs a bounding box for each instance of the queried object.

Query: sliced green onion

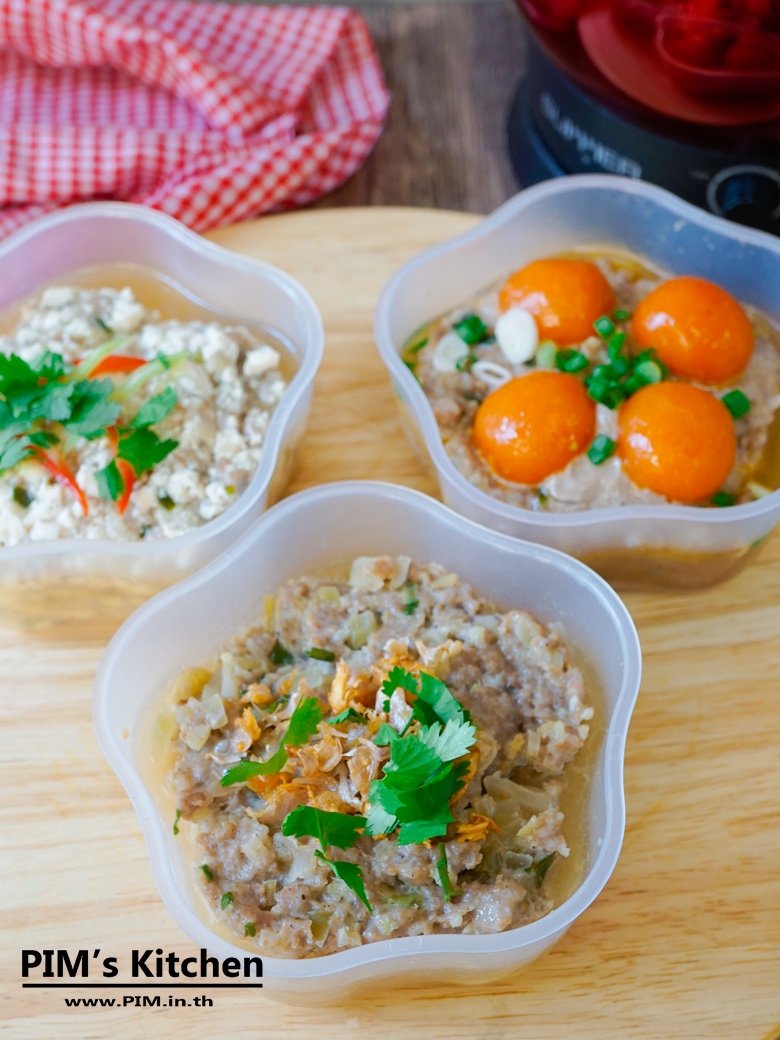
[634,359,664,385]
[556,349,589,374]
[455,354,477,372]
[593,315,615,338]
[402,599,419,615]
[587,435,616,465]
[721,389,750,419]
[271,640,294,667]
[200,864,214,881]
[607,331,625,359]
[307,647,336,662]
[173,809,181,836]
[711,491,735,507]
[12,486,32,508]
[612,308,630,321]
[221,892,234,910]
[94,315,114,335]
[527,852,556,888]
[535,341,558,369]
[157,491,176,511]
[453,313,488,346]
[244,922,256,937]
[610,355,630,376]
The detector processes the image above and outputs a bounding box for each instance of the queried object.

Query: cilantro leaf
[364,801,398,837]
[36,381,75,422]
[32,351,73,380]
[117,427,178,475]
[282,805,366,850]
[418,718,477,763]
[131,387,177,428]
[65,378,121,438]
[328,708,365,725]
[95,459,125,502]
[415,671,473,725]
[220,697,322,786]
[384,735,441,787]
[0,434,31,473]
[374,722,399,746]
[315,850,372,911]
[381,665,419,704]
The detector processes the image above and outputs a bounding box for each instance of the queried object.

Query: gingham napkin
[0,0,390,238]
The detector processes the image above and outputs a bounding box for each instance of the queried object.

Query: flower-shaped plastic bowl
[93,480,641,1004]
[0,202,323,633]
[374,174,780,589]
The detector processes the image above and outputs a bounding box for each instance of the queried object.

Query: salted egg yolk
[617,382,736,503]
[473,370,596,485]
[631,276,754,385]
[498,259,616,345]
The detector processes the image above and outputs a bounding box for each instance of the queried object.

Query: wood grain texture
[2,208,780,1040]
[311,2,527,213]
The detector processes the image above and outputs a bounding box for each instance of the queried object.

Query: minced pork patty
[0,285,287,544]
[168,555,593,958]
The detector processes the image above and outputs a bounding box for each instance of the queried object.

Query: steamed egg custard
[406,254,780,512]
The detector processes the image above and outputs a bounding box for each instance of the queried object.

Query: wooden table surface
[2,207,780,1040]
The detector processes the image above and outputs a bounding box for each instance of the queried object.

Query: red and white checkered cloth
[0,0,390,238]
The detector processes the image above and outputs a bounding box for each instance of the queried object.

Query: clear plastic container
[0,202,323,635]
[374,174,780,589]
[93,481,641,1005]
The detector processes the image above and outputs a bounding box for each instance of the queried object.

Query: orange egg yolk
[631,276,754,385]
[473,370,597,485]
[498,259,616,345]
[617,382,736,503]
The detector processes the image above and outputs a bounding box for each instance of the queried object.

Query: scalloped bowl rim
[374,174,780,532]
[93,480,641,981]
[0,201,324,562]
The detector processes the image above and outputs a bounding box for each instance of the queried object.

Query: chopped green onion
[225,484,235,494]
[556,349,589,374]
[455,354,477,372]
[94,315,113,335]
[270,640,294,667]
[402,599,419,616]
[307,647,336,662]
[607,332,625,359]
[139,524,152,539]
[612,308,630,321]
[593,315,615,338]
[633,359,664,385]
[221,892,234,910]
[453,314,488,346]
[535,341,558,369]
[200,864,214,881]
[157,491,176,511]
[587,435,616,465]
[711,491,736,507]
[610,355,630,376]
[12,486,32,508]
[721,389,750,419]
[407,336,428,355]
[527,852,556,888]
[173,809,181,836]
[244,922,256,937]
[112,351,186,401]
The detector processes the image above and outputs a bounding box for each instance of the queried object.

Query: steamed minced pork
[0,285,287,544]
[411,256,780,511]
[168,556,592,958]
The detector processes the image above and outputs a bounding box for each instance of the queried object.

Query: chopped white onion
[432,330,469,373]
[495,306,538,365]
[472,360,512,390]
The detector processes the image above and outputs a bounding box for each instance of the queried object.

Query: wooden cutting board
[2,208,779,1040]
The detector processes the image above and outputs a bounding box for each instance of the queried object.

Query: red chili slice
[89,355,147,378]
[31,447,89,517]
